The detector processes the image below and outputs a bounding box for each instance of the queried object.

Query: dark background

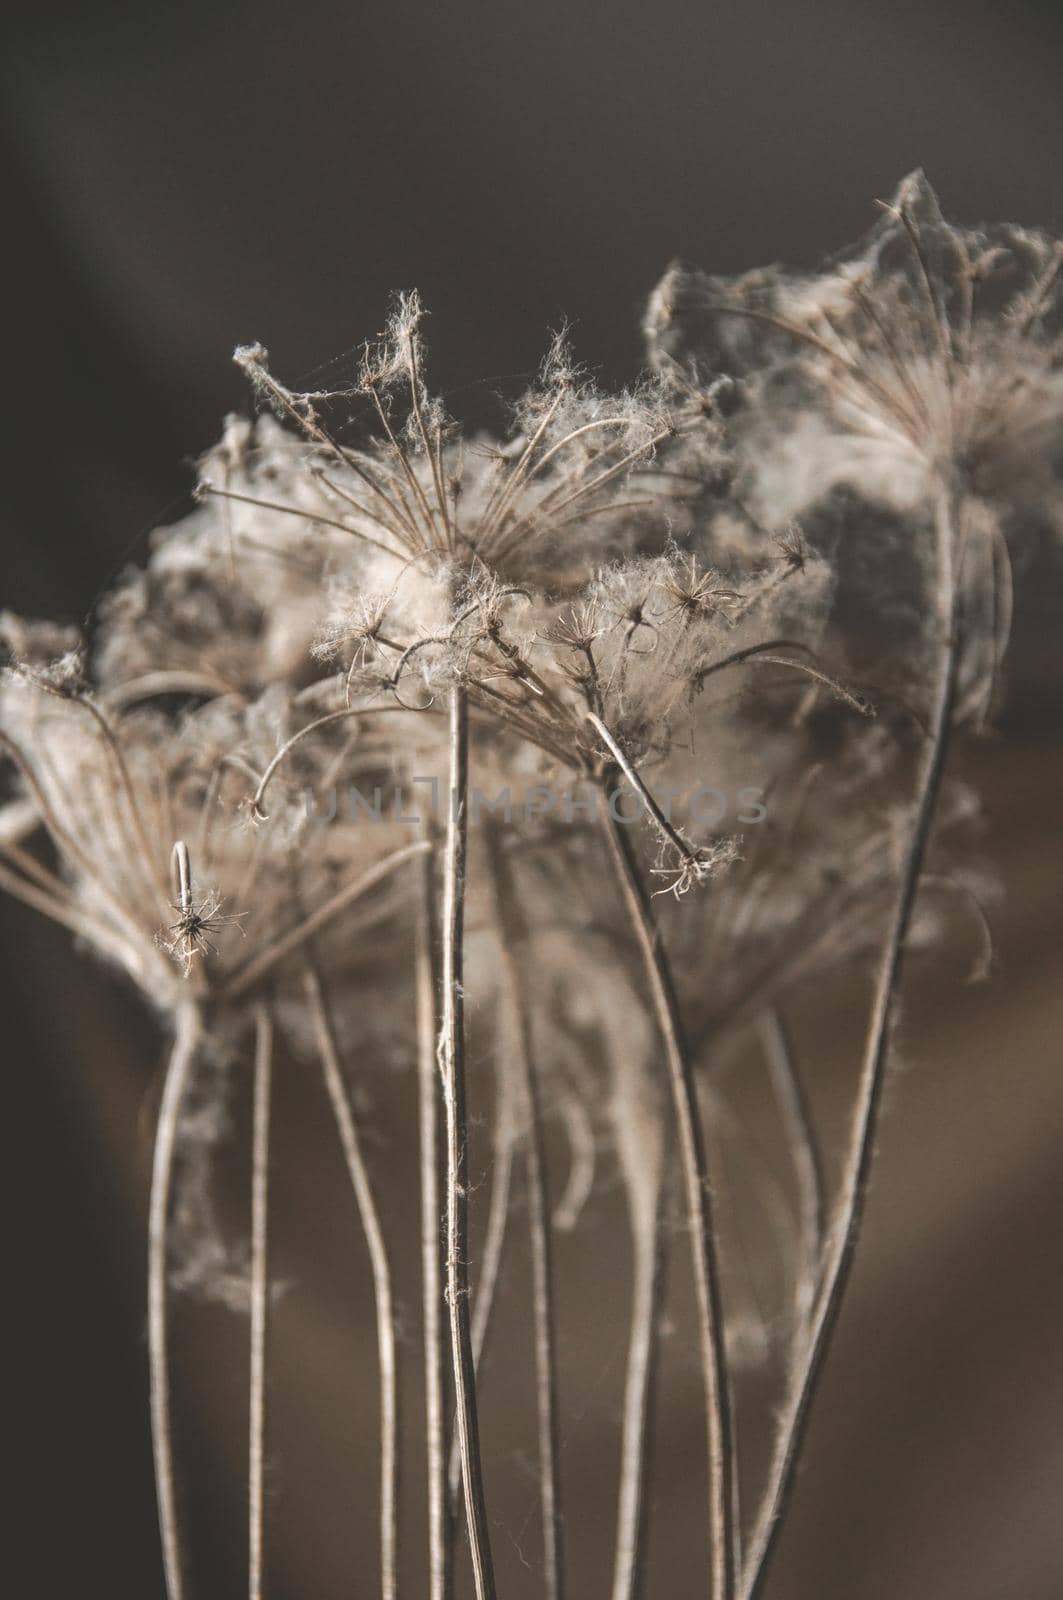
[2,3,1061,1597]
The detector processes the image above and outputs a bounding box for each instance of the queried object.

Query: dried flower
[647,171,1063,722]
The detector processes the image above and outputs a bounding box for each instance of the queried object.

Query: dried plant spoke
[224,841,430,999]
[248,704,422,820]
[586,712,736,899]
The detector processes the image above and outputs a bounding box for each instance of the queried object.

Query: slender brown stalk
[523,1071,565,1600]
[446,1012,517,1509]
[469,1068,518,1373]
[741,490,961,1600]
[757,1009,824,1322]
[249,1004,274,1600]
[303,966,399,1600]
[552,1094,595,1233]
[609,1048,665,1600]
[600,811,736,1600]
[438,684,497,1600]
[224,840,429,999]
[612,1194,663,1600]
[148,1001,202,1600]
[416,848,452,1600]
[485,826,565,1600]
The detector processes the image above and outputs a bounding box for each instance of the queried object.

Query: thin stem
[0,729,156,960]
[447,1030,518,1507]
[438,684,497,1600]
[586,713,701,870]
[403,332,452,545]
[224,840,429,999]
[600,810,736,1600]
[485,826,564,1600]
[692,641,871,719]
[741,489,961,1600]
[310,467,419,555]
[249,704,420,820]
[72,693,172,915]
[148,1002,202,1600]
[104,670,240,709]
[612,1194,662,1600]
[198,481,403,560]
[303,965,399,1600]
[365,380,442,549]
[416,849,452,1600]
[609,1051,665,1600]
[552,1094,595,1233]
[249,1004,274,1600]
[756,1009,824,1324]
[478,389,564,543]
[688,300,915,439]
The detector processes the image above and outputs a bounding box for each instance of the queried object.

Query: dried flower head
[0,653,428,1008]
[96,414,354,705]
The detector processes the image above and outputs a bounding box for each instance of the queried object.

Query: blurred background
[1,2,1061,1596]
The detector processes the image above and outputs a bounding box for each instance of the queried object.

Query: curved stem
[224,840,429,999]
[609,1050,665,1600]
[249,1004,274,1600]
[757,1009,824,1323]
[303,966,399,1600]
[438,685,497,1600]
[447,1026,518,1508]
[600,810,736,1600]
[742,489,961,1600]
[250,704,419,820]
[485,826,564,1600]
[612,1197,662,1600]
[148,1002,202,1600]
[586,712,698,867]
[416,850,453,1600]
[552,1094,595,1233]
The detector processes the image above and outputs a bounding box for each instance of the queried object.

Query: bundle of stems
[1,172,1059,1600]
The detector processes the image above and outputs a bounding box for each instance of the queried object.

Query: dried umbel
[233,294,685,605]
[0,659,427,1006]
[647,170,1063,723]
[97,415,356,705]
[0,184,1053,1600]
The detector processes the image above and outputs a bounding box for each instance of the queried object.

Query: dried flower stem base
[610,1103,664,1600]
[485,825,565,1600]
[415,850,452,1600]
[742,490,962,1600]
[601,811,736,1600]
[248,1004,273,1600]
[438,685,496,1600]
[304,966,399,1600]
[148,1001,202,1600]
